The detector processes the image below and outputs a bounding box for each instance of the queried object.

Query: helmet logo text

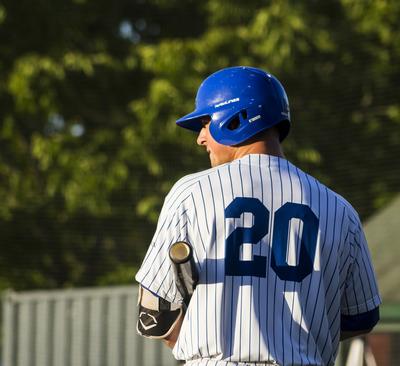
[249,115,261,123]
[214,98,240,108]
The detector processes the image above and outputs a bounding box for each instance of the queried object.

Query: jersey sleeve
[135,185,192,305]
[341,213,381,316]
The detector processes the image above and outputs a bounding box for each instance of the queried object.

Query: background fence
[2,286,400,366]
[1,286,177,366]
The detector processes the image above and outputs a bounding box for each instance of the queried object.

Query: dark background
[0,0,399,290]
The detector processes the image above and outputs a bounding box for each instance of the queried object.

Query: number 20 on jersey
[225,197,319,282]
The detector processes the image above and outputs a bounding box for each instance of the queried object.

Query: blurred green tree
[0,0,208,289]
[0,0,399,289]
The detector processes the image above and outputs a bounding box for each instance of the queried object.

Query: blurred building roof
[364,194,400,304]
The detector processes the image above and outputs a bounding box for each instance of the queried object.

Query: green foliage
[97,264,139,286]
[0,0,399,290]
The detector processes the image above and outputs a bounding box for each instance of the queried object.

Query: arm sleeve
[135,192,191,305]
[341,307,380,331]
[341,214,381,316]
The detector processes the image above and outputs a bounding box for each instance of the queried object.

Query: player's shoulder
[165,165,223,204]
[292,162,361,224]
[322,182,361,224]
[307,171,361,225]
[333,191,362,229]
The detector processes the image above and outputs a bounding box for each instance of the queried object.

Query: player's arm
[163,314,184,348]
[340,307,380,341]
[340,330,371,341]
[135,181,197,347]
[340,210,381,341]
[136,286,183,342]
[137,242,198,347]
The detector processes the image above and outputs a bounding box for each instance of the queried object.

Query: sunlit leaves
[8,55,64,112]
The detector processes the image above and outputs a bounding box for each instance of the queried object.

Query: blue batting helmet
[176,66,291,146]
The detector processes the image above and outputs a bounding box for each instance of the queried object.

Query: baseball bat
[169,241,199,307]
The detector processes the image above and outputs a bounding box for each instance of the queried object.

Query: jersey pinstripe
[135,154,381,366]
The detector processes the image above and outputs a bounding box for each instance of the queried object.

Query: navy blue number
[271,203,319,282]
[225,199,318,282]
[225,197,269,277]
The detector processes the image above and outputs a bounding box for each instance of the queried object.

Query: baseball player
[135,66,381,365]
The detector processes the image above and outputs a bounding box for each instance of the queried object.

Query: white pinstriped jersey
[136,154,381,366]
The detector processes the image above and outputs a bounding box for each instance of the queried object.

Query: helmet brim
[176,110,211,132]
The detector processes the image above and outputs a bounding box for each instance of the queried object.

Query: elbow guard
[136,286,183,339]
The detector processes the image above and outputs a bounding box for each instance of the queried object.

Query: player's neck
[233,139,285,160]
